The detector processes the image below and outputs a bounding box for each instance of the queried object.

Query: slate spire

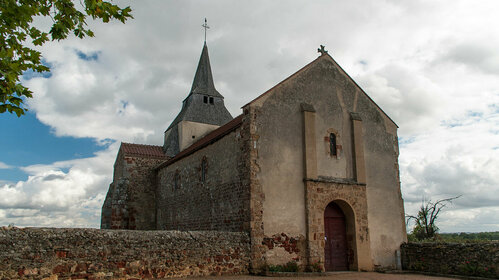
[189,42,223,98]
[163,43,233,156]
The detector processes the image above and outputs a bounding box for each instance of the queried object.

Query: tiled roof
[157,114,243,170]
[120,143,168,159]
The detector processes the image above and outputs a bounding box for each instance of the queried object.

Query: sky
[1,0,498,232]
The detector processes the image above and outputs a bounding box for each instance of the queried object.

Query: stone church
[101,42,407,272]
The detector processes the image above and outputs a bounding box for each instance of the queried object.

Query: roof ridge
[120,142,168,159]
[157,114,243,170]
[321,53,398,127]
[242,55,324,108]
[121,142,163,147]
[242,53,398,127]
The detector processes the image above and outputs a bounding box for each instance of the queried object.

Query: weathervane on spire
[202,18,210,43]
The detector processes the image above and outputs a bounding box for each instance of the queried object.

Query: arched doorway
[324,201,348,271]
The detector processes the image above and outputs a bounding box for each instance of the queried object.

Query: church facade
[101,43,407,272]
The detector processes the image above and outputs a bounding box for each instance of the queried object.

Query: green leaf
[0,0,133,116]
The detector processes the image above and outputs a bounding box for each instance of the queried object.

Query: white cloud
[0,143,118,227]
[401,104,499,232]
[440,207,499,232]
[0,162,12,169]
[357,65,445,135]
[442,43,499,75]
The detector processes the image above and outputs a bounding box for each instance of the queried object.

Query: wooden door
[324,202,348,271]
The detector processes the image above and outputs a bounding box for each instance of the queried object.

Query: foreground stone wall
[401,242,498,278]
[0,227,250,279]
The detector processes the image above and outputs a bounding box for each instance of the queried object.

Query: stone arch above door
[304,180,373,271]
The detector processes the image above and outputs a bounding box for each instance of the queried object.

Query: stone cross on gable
[318,45,328,55]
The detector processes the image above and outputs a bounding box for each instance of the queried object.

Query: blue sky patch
[118,100,129,115]
[441,120,463,128]
[76,50,100,61]
[490,103,499,113]
[398,136,415,146]
[22,59,53,80]
[466,111,483,118]
[0,112,107,182]
[0,168,27,184]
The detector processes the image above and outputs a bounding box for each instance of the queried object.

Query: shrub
[267,261,299,272]
[307,262,322,272]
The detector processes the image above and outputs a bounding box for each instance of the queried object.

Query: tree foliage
[439,231,499,242]
[0,0,132,116]
[406,196,461,241]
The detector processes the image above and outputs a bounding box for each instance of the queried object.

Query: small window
[329,133,337,156]
[203,96,208,103]
[174,172,180,190]
[201,157,207,183]
[209,97,214,104]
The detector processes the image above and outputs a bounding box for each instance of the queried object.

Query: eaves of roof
[156,114,243,171]
[120,142,169,159]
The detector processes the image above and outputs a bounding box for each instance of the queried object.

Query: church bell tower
[163,42,233,157]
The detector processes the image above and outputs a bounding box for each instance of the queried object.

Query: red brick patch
[262,232,300,254]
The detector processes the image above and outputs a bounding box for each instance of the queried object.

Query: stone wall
[102,152,166,230]
[156,128,250,232]
[401,242,499,278]
[242,54,405,270]
[0,227,250,279]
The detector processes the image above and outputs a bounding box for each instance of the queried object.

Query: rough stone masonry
[0,227,250,279]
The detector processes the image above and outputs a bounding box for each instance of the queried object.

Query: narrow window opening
[174,172,180,190]
[209,97,214,104]
[201,158,207,183]
[192,135,195,139]
[329,133,337,156]
[203,96,208,103]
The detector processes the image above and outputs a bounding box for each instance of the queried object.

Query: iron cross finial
[202,18,210,43]
[318,45,328,55]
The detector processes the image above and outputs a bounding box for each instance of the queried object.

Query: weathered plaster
[354,90,407,268]
[178,120,220,151]
[244,54,405,270]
